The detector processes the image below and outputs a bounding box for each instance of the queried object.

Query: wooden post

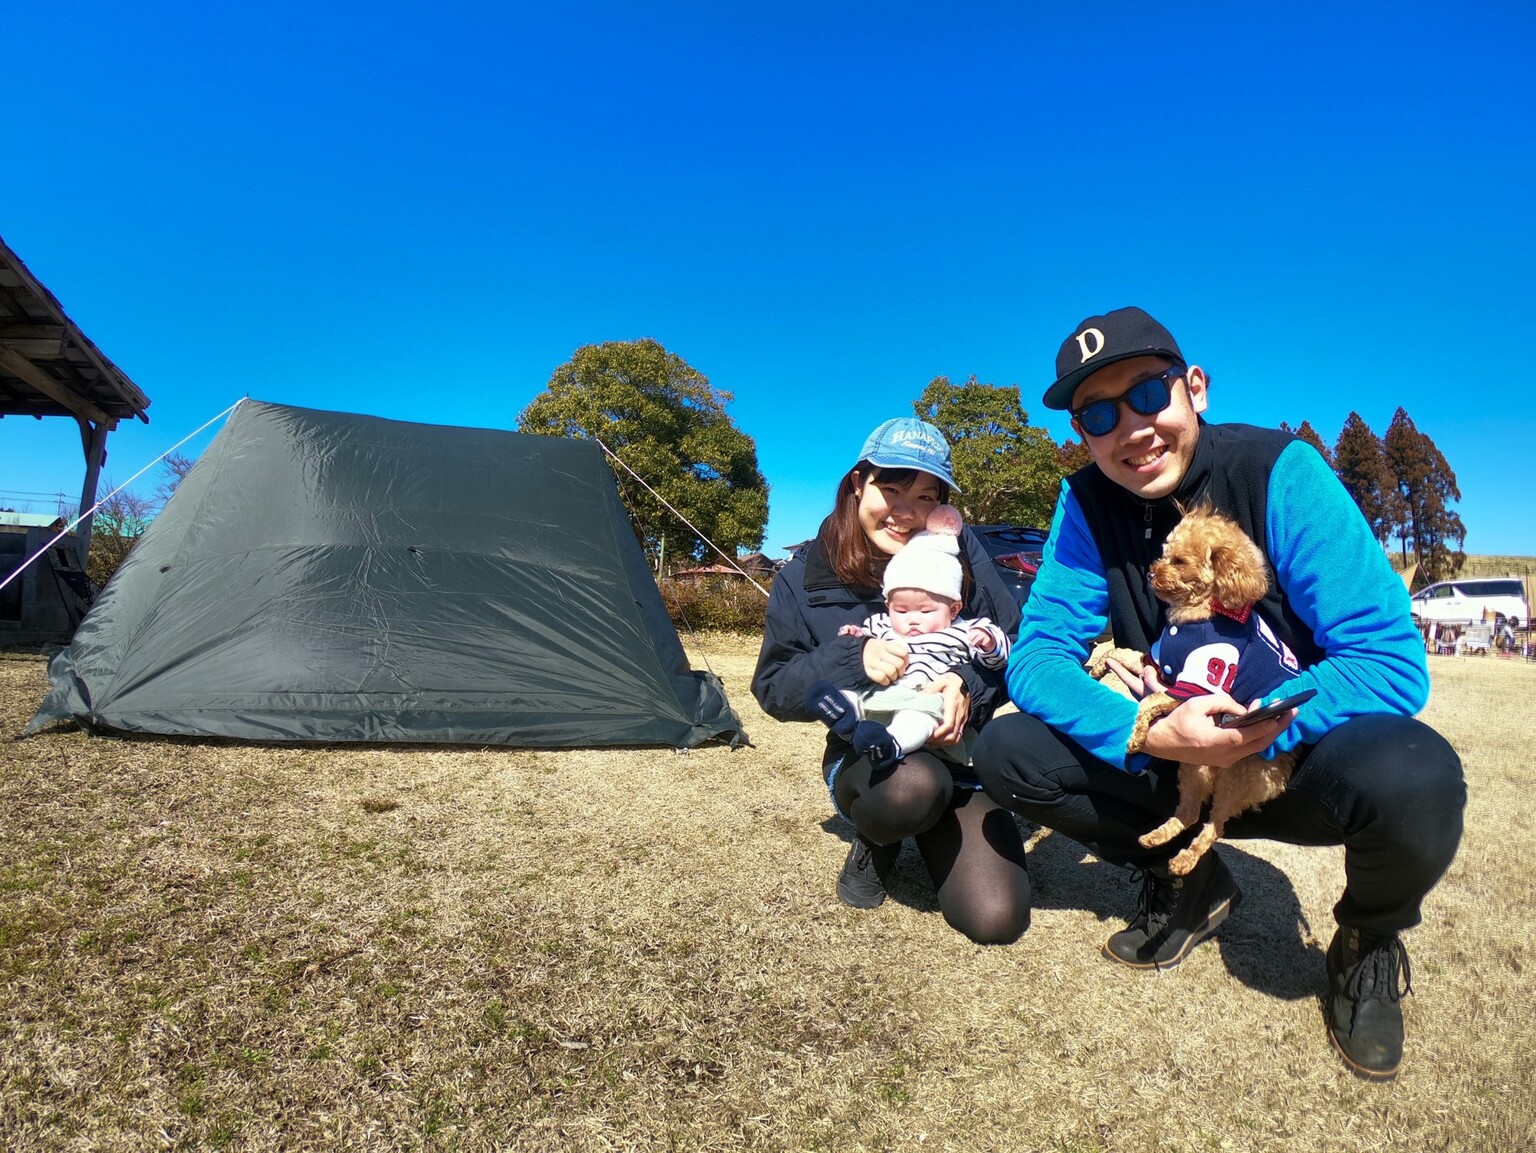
[75,418,109,571]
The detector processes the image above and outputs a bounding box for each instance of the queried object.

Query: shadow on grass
[820,814,1324,1001]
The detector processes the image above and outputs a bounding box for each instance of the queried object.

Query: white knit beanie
[882,505,964,602]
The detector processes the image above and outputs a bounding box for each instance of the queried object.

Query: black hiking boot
[1326,927,1412,1081]
[836,835,899,909]
[1103,851,1241,969]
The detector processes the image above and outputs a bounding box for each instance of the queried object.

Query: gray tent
[28,400,746,748]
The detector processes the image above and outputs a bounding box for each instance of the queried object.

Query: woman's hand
[862,637,909,686]
[1102,656,1163,701]
[922,672,970,746]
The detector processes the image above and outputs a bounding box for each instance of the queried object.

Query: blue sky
[4,2,1534,558]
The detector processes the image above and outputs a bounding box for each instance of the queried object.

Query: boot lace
[1128,868,1180,933]
[1347,935,1414,1019]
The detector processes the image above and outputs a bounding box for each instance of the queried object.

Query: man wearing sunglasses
[973,307,1464,1081]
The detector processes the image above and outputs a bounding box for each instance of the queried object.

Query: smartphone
[1216,688,1318,729]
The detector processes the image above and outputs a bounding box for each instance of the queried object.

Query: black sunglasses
[1071,366,1187,438]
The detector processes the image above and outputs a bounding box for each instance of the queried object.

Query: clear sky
[4,1,1534,559]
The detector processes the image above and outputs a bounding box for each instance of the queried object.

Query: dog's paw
[1126,692,1180,753]
[1088,645,1151,681]
[1139,816,1187,849]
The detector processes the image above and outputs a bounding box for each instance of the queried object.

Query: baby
[806,505,1009,769]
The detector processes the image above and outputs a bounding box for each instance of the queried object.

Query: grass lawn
[2,638,1533,1152]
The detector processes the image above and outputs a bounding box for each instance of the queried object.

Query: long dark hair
[819,463,969,594]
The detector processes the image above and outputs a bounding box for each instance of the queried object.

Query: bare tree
[87,486,156,589]
[155,452,197,507]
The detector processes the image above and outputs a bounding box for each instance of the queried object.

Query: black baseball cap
[1043,307,1186,411]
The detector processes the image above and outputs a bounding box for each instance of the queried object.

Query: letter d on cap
[1075,327,1105,364]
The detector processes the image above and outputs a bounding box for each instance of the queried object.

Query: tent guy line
[0,397,245,596]
[595,436,771,598]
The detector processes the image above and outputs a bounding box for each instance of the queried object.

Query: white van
[1410,578,1527,629]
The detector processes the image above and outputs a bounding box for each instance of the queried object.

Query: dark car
[784,523,1050,610]
[971,524,1048,608]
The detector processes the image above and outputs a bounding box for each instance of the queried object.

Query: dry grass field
[2,638,1533,1152]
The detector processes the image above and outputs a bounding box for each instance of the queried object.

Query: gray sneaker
[1103,851,1241,969]
[836,835,899,909]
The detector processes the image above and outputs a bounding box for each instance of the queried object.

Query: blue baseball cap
[857,418,960,492]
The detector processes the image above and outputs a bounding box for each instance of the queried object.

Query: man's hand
[1139,692,1298,768]
[922,671,970,745]
[862,637,909,686]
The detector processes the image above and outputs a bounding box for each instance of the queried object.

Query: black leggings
[973,712,1464,937]
[833,750,1031,945]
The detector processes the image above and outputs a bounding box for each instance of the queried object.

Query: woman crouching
[751,418,1031,943]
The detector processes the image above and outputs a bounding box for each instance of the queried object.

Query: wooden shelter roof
[0,234,150,428]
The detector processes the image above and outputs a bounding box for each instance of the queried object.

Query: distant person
[805,503,1010,769]
[973,307,1465,1080]
[753,419,1030,942]
[1495,618,1518,653]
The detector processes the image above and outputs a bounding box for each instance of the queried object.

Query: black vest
[1065,421,1325,668]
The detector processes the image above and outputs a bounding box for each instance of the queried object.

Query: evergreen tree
[1281,420,1333,465]
[913,376,1071,527]
[519,339,768,567]
[1331,413,1405,547]
[1384,408,1465,581]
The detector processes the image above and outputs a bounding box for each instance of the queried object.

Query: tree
[155,452,197,506]
[1384,408,1465,582]
[517,338,768,568]
[1331,413,1405,548]
[86,486,155,589]
[1058,438,1092,474]
[1281,420,1334,466]
[912,376,1072,527]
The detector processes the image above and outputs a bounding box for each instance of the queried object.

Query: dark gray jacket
[752,517,1021,772]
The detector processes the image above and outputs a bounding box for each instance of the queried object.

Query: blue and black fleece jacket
[1009,421,1429,772]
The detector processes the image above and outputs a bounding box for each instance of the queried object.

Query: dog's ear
[1210,534,1269,609]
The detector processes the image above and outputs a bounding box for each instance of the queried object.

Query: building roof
[0,234,150,427]
[0,511,66,529]
[671,553,778,580]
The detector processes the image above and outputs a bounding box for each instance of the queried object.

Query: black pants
[973,712,1464,937]
[832,749,1032,946]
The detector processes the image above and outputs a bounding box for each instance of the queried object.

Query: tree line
[1280,413,1464,582]
[82,338,1464,589]
[517,338,1464,584]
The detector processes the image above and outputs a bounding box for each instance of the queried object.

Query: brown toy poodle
[1089,503,1298,875]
